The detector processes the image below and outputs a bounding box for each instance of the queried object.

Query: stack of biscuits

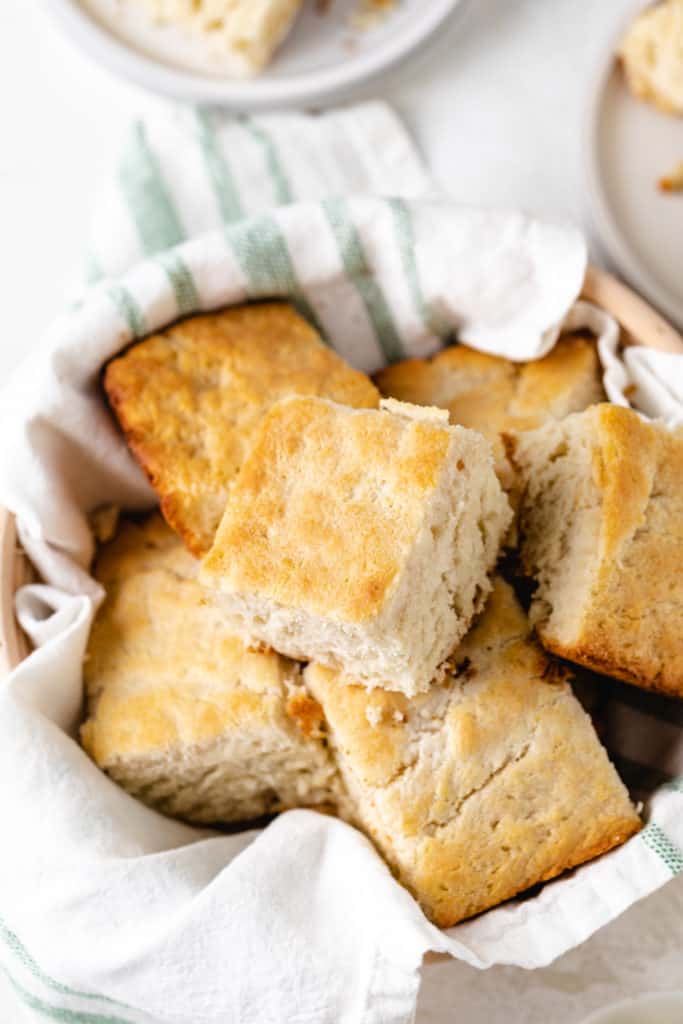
[81,300,683,928]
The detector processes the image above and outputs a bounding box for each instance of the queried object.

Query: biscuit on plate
[81,514,344,824]
[619,0,683,116]
[131,0,305,74]
[507,404,683,698]
[376,332,604,481]
[305,578,641,928]
[200,395,512,696]
[104,302,379,557]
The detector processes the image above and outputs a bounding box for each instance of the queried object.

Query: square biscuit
[305,578,640,928]
[81,514,344,824]
[200,396,512,696]
[104,302,379,557]
[132,0,305,74]
[507,404,683,698]
[376,333,604,478]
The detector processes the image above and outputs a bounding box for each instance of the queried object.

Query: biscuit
[376,333,604,479]
[305,578,641,927]
[81,514,344,824]
[200,396,512,695]
[130,0,305,74]
[104,303,379,556]
[507,404,683,698]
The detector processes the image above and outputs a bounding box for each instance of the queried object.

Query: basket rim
[1,263,681,681]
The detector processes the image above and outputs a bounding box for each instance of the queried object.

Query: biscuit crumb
[286,689,327,740]
[658,161,683,193]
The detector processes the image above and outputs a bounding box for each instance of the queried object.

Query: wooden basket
[2,265,682,679]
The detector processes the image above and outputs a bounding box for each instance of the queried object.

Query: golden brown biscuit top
[82,514,303,765]
[510,334,603,421]
[581,404,683,569]
[509,403,683,695]
[201,396,458,623]
[92,510,197,584]
[591,404,661,564]
[376,333,603,460]
[581,405,683,686]
[104,303,379,557]
[305,578,551,790]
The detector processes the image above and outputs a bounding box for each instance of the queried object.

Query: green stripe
[641,823,683,875]
[84,251,105,287]
[107,286,146,338]
[226,215,322,334]
[194,109,243,224]
[240,117,293,205]
[156,251,200,317]
[0,915,143,1016]
[388,198,451,339]
[119,122,185,256]
[322,198,404,364]
[1,967,136,1024]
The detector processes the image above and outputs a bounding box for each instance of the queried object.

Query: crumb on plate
[658,159,683,191]
[349,0,398,31]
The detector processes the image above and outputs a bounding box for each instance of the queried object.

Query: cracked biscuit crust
[104,303,379,557]
[305,579,640,927]
[509,404,683,698]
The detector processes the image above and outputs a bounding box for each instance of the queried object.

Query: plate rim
[583,0,683,331]
[43,0,464,110]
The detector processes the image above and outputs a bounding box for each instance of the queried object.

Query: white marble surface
[1,1,682,1021]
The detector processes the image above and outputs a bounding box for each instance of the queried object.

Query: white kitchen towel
[1,103,682,1024]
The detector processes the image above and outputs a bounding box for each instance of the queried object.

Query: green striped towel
[72,103,589,376]
[84,103,434,285]
[0,100,680,1024]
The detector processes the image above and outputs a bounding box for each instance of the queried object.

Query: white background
[1,1,682,1021]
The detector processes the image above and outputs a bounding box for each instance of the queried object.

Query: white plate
[585,0,683,330]
[44,0,463,109]
[578,991,683,1024]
